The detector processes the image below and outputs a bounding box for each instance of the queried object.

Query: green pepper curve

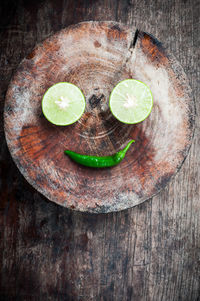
[64,140,135,168]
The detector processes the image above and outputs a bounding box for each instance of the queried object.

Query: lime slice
[109,79,153,124]
[42,82,85,126]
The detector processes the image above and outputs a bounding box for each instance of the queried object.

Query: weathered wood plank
[0,0,199,300]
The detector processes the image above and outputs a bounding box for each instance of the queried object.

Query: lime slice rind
[42,82,86,126]
[109,79,153,124]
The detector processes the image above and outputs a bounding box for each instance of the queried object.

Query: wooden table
[0,0,199,300]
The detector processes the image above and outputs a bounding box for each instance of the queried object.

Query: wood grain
[0,0,199,300]
[4,22,195,213]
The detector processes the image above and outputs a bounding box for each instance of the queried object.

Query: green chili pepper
[64,140,135,168]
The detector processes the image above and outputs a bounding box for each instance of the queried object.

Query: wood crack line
[124,28,139,68]
[129,28,139,50]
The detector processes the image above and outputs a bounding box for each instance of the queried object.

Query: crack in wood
[129,28,139,50]
[112,28,139,84]
[89,94,104,109]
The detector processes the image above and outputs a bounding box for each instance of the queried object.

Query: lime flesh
[42,82,85,126]
[109,79,153,124]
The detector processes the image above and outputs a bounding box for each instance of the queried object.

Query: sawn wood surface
[4,21,195,213]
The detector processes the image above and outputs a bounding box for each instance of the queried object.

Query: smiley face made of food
[4,22,195,212]
[41,79,153,167]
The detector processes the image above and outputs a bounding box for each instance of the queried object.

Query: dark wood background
[0,0,199,300]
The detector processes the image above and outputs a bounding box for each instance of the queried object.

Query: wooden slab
[4,21,195,213]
